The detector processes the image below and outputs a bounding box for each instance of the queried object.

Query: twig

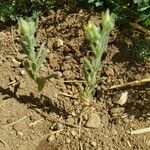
[64,80,85,83]
[59,92,78,99]
[5,115,30,127]
[5,80,18,88]
[29,119,43,127]
[131,127,150,135]
[110,78,150,89]
[79,141,83,150]
[33,108,78,128]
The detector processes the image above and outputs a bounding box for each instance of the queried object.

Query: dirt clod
[85,113,101,128]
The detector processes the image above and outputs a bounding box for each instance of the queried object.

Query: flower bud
[18,18,36,36]
[84,21,100,42]
[102,9,114,31]
[18,18,29,35]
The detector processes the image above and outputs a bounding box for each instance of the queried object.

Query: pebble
[63,70,73,79]
[71,130,77,137]
[85,113,101,128]
[16,131,23,139]
[16,53,26,62]
[54,71,62,79]
[20,69,26,75]
[47,134,55,142]
[53,123,64,130]
[66,138,71,144]
[90,141,97,147]
[66,117,74,124]
[53,38,63,48]
[11,58,21,67]
[104,67,114,77]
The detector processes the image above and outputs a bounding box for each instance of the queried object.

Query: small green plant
[0,0,55,23]
[79,9,115,106]
[18,18,52,91]
[132,37,150,60]
[134,0,150,26]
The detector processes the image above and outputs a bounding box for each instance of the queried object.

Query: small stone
[53,38,63,48]
[90,141,97,147]
[53,123,64,130]
[71,130,77,137]
[83,114,88,121]
[16,131,23,139]
[63,70,73,79]
[85,113,101,128]
[47,134,55,142]
[66,117,74,124]
[71,110,76,116]
[66,138,71,144]
[64,56,71,60]
[134,73,141,80]
[54,71,62,79]
[101,85,107,90]
[16,53,26,62]
[11,58,21,67]
[115,91,128,106]
[104,67,114,77]
[20,69,26,75]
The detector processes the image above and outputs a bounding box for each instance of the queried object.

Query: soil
[0,5,150,150]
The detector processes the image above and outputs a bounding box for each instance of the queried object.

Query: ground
[0,5,150,150]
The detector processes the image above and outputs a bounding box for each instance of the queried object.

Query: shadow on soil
[108,84,150,120]
[0,86,69,117]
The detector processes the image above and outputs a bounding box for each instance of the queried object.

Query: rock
[66,117,74,124]
[20,69,26,75]
[16,53,26,62]
[115,91,128,106]
[53,123,64,130]
[104,67,114,77]
[53,38,63,48]
[11,58,21,67]
[66,138,71,144]
[47,134,55,142]
[63,70,73,79]
[90,141,97,147]
[16,131,23,139]
[54,71,62,79]
[71,130,77,137]
[85,113,101,128]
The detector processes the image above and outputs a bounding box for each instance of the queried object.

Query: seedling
[18,18,52,91]
[79,9,115,106]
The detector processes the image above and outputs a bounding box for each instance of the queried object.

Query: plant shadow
[0,85,69,118]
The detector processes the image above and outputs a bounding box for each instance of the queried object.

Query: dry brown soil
[0,5,150,150]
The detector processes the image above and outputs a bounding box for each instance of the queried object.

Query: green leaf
[36,74,55,91]
[36,77,46,91]
[36,42,45,61]
[31,62,37,72]
[84,57,93,72]
[83,67,89,82]
[36,43,47,70]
